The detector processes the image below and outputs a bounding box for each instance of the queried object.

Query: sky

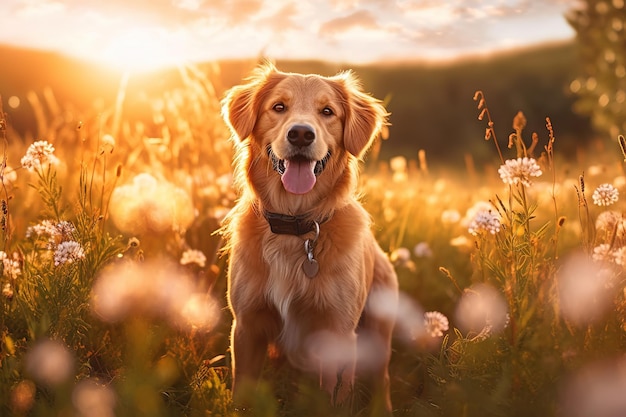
[0,0,576,69]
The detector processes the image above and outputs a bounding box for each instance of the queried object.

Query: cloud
[0,0,575,64]
[258,2,300,31]
[14,0,65,17]
[218,0,265,25]
[319,10,380,37]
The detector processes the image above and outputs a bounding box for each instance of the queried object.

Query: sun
[96,28,185,73]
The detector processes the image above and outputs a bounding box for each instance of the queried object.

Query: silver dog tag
[302,239,319,278]
[302,257,319,278]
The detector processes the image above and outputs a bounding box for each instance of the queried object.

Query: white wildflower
[595,211,626,240]
[55,221,76,238]
[20,141,59,172]
[592,244,614,262]
[413,242,433,258]
[26,220,76,248]
[498,157,542,187]
[592,183,619,206]
[99,134,115,154]
[54,241,86,266]
[0,251,21,279]
[468,210,501,236]
[462,201,494,226]
[390,247,411,263]
[1,165,17,186]
[613,246,626,266]
[423,311,449,337]
[441,209,461,224]
[450,235,473,250]
[180,249,207,268]
[26,220,58,239]
[2,282,13,299]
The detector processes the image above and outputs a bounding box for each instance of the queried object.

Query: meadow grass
[1,63,626,417]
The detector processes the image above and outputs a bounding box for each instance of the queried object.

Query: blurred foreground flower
[72,379,116,417]
[498,157,542,186]
[455,283,508,334]
[92,259,220,330]
[560,357,626,417]
[592,183,619,206]
[25,339,75,387]
[423,311,449,337]
[20,140,59,172]
[558,252,615,324]
[10,380,36,414]
[109,173,194,235]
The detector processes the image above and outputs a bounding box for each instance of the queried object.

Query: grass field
[1,61,625,417]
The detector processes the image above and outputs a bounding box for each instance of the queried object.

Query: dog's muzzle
[267,146,331,194]
[267,147,331,177]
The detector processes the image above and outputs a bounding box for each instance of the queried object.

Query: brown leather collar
[263,211,320,235]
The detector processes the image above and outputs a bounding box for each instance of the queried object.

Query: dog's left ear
[222,62,278,141]
[333,71,389,158]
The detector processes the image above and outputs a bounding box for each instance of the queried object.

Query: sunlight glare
[98,28,184,72]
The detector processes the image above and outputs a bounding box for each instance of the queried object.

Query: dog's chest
[262,236,314,316]
[259,231,368,325]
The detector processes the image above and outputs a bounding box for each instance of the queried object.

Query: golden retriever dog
[221,62,398,414]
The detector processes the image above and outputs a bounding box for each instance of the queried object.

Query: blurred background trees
[567,0,626,139]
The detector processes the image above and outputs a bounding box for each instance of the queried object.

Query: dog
[220,62,399,414]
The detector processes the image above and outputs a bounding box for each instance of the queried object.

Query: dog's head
[222,62,388,199]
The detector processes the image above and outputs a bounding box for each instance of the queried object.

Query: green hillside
[272,41,590,165]
[0,41,590,166]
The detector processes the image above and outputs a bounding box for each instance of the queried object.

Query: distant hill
[0,42,590,165]
[271,41,590,165]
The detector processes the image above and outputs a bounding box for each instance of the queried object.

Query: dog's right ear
[222,62,277,141]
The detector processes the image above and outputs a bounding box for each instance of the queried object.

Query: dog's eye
[273,103,286,113]
[321,107,334,116]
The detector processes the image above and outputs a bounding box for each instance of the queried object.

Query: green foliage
[567,0,626,138]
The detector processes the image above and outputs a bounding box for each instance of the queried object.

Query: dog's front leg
[230,315,270,407]
[316,331,357,407]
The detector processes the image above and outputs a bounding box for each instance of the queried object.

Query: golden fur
[221,62,398,413]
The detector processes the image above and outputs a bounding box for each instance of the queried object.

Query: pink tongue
[281,159,317,194]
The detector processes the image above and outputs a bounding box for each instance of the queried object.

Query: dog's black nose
[287,124,316,147]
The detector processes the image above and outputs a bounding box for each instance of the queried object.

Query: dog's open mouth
[267,147,331,195]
